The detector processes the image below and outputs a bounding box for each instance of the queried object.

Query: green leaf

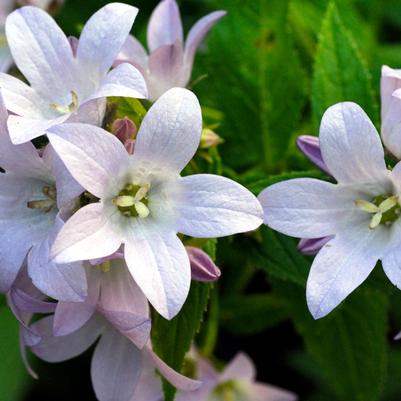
[151,239,216,401]
[0,297,32,401]
[311,2,378,129]
[197,0,306,172]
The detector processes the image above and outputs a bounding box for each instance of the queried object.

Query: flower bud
[298,236,332,255]
[296,135,330,175]
[187,246,221,282]
[112,117,137,155]
[200,128,222,149]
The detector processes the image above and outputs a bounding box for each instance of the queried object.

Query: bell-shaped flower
[46,87,263,319]
[173,351,297,401]
[259,102,401,319]
[115,0,225,101]
[27,259,200,401]
[0,3,147,144]
[0,93,86,300]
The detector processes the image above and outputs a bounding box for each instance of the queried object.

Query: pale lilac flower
[0,94,86,300]
[173,351,297,401]
[259,102,401,319]
[0,3,147,144]
[27,259,200,401]
[115,0,225,101]
[46,88,263,319]
[296,135,330,175]
[187,246,221,282]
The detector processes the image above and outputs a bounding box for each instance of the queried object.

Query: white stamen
[50,90,79,114]
[112,195,136,207]
[378,196,399,213]
[134,184,150,202]
[355,200,378,213]
[369,212,382,229]
[135,201,150,218]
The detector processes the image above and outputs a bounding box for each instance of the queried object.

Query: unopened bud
[298,236,332,255]
[187,246,221,282]
[296,135,330,175]
[112,117,137,142]
[200,128,222,149]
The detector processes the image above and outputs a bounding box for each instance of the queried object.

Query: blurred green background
[3,0,401,400]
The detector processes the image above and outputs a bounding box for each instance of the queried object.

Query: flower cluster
[0,1,297,400]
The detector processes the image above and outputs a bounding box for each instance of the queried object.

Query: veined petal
[47,123,129,198]
[91,326,142,401]
[67,98,107,127]
[306,225,387,319]
[259,178,356,238]
[319,102,388,184]
[147,0,183,52]
[5,6,75,95]
[184,11,226,69]
[52,203,123,264]
[115,35,148,72]
[84,62,148,103]
[31,315,105,363]
[77,3,139,79]
[124,230,190,320]
[177,174,263,237]
[133,87,202,173]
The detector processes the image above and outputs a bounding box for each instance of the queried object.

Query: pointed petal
[27,227,87,302]
[296,135,330,175]
[306,225,386,319]
[258,178,357,238]
[319,102,388,184]
[47,123,129,198]
[147,347,201,391]
[124,230,190,320]
[251,383,298,401]
[77,3,139,79]
[134,87,201,173]
[147,0,183,52]
[8,114,70,145]
[177,174,263,237]
[91,326,142,401]
[31,315,105,362]
[298,236,333,255]
[380,66,401,159]
[84,63,147,102]
[219,353,255,383]
[5,6,75,95]
[184,11,226,69]
[115,35,148,71]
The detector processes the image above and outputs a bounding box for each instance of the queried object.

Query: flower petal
[251,383,298,401]
[91,326,142,401]
[124,230,190,320]
[115,35,148,72]
[147,0,183,52]
[184,11,226,69]
[219,353,255,383]
[31,314,105,363]
[296,135,330,175]
[177,174,263,237]
[306,225,387,319]
[77,3,138,79]
[133,87,201,173]
[319,102,388,184]
[5,6,75,95]
[84,63,148,103]
[258,178,356,238]
[28,216,87,302]
[47,123,129,198]
[52,203,122,264]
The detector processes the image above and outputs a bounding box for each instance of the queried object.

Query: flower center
[355,194,401,229]
[213,380,243,401]
[27,185,57,213]
[112,183,150,218]
[49,90,79,114]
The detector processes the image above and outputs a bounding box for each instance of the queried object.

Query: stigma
[355,195,400,229]
[27,185,57,213]
[112,183,150,218]
[50,91,79,114]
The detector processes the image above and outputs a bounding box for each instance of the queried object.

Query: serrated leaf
[311,2,378,129]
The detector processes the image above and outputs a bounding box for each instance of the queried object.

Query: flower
[259,102,401,319]
[0,93,86,300]
[115,0,226,101]
[175,351,297,401]
[26,258,200,401]
[0,3,147,144]
[46,87,263,319]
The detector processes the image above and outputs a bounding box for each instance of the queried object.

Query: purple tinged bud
[187,246,221,282]
[298,236,333,255]
[200,128,222,149]
[68,36,79,57]
[112,117,137,155]
[296,135,331,175]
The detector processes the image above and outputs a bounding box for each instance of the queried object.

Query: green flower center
[213,380,244,401]
[27,185,57,213]
[112,183,150,218]
[50,90,79,114]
